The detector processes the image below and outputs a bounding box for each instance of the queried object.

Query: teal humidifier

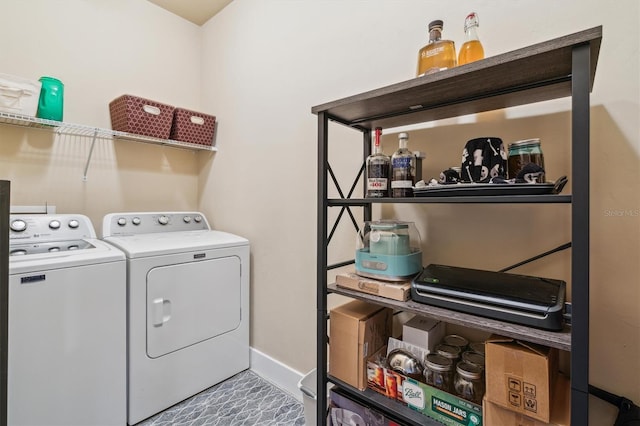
[355,220,423,281]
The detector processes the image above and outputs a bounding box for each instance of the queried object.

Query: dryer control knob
[117,217,127,226]
[10,219,27,232]
[132,217,141,225]
[49,220,61,230]
[183,216,192,223]
[68,219,80,229]
[194,215,202,223]
[158,216,169,225]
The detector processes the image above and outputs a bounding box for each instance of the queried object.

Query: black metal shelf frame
[315,27,599,426]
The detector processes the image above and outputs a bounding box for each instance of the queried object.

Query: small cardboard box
[402,315,445,352]
[329,300,392,390]
[483,374,571,426]
[485,335,559,423]
[335,271,411,301]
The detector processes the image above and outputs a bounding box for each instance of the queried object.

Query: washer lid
[103,229,249,258]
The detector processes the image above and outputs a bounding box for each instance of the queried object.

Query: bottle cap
[399,132,409,139]
[428,20,444,31]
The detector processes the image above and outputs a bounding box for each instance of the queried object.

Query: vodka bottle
[391,133,416,198]
[366,127,390,198]
[417,20,457,76]
[458,12,485,66]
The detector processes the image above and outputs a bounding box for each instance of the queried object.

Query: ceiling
[147,0,233,26]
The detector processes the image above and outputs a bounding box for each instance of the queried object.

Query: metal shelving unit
[0,112,217,180]
[313,26,601,425]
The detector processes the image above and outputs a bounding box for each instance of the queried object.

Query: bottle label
[367,178,388,191]
[391,180,413,189]
[423,46,444,58]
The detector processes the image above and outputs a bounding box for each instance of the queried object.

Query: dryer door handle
[151,298,172,327]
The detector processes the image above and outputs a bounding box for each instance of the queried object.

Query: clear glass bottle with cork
[458,12,485,66]
[366,127,390,198]
[416,20,457,76]
[391,132,416,198]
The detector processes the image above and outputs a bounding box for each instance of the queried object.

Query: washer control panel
[9,214,96,243]
[102,212,210,237]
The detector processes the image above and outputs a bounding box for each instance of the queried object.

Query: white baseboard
[250,347,306,402]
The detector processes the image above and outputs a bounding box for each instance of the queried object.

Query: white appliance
[102,211,250,425]
[8,214,126,426]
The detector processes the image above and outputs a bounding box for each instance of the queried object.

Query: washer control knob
[158,216,169,225]
[132,217,141,225]
[194,215,202,223]
[10,219,27,232]
[68,219,80,229]
[183,216,192,223]
[117,217,127,226]
[49,220,61,230]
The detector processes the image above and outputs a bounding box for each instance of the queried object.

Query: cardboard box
[485,335,559,423]
[402,315,445,352]
[329,387,402,426]
[366,346,483,426]
[483,374,571,426]
[329,300,392,390]
[335,271,411,301]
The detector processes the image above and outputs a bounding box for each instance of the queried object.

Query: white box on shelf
[0,73,41,117]
[402,315,445,352]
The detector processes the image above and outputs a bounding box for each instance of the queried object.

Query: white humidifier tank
[355,220,423,281]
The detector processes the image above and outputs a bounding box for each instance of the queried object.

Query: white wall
[0,0,204,227]
[200,1,639,423]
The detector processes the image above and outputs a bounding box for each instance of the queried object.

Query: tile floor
[137,370,306,426]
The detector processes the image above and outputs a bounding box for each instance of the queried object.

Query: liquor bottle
[416,20,457,77]
[366,127,390,198]
[458,12,485,66]
[391,132,416,198]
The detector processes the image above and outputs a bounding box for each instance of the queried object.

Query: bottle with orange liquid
[458,12,484,66]
[416,20,457,77]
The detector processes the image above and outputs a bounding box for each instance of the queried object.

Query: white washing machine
[102,211,250,425]
[8,214,126,426]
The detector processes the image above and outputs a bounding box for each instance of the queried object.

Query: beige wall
[0,0,204,227]
[1,1,638,424]
[200,1,638,424]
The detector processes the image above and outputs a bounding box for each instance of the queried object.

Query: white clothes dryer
[102,212,250,425]
[8,214,126,426]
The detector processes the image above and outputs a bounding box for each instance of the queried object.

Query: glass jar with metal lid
[468,341,485,356]
[423,353,454,393]
[507,138,545,181]
[443,334,469,351]
[435,343,461,363]
[461,351,485,369]
[454,361,485,404]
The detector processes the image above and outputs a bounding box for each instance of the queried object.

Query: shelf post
[570,42,591,426]
[82,128,99,182]
[317,111,329,425]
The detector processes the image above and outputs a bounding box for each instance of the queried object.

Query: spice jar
[423,353,454,393]
[454,361,485,404]
[507,138,545,181]
[435,343,461,364]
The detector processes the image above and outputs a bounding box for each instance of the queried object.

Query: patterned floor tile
[137,370,306,426]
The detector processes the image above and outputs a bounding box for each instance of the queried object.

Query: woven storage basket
[170,108,216,146]
[109,95,175,139]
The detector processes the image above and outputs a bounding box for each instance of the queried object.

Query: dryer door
[146,256,241,358]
